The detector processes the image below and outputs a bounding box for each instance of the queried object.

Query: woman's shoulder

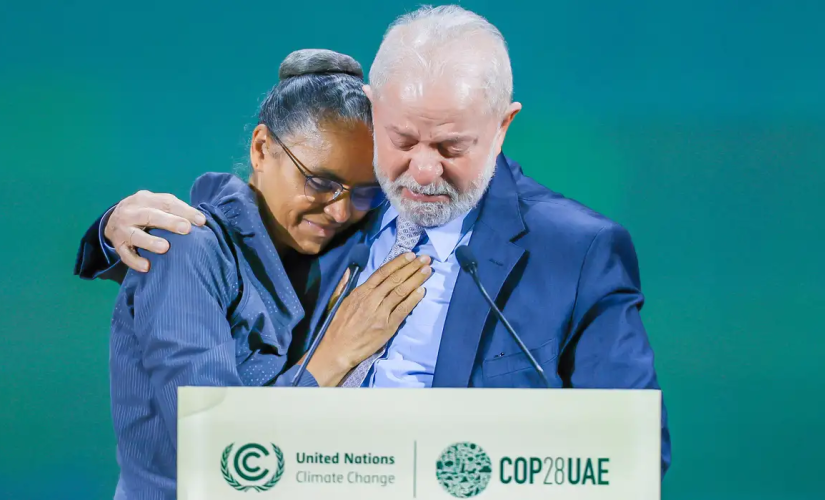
[133,213,240,291]
[149,211,234,256]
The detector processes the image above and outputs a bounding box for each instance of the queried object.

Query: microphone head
[455,245,478,272]
[349,243,370,269]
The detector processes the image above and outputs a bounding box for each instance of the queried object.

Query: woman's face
[249,120,378,255]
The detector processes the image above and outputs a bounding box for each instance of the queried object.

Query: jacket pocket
[482,338,558,380]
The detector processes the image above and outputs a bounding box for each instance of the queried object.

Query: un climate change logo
[221,443,284,492]
[436,442,493,498]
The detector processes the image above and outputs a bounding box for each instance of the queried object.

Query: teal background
[1,1,822,499]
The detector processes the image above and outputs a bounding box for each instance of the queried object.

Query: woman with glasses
[103,49,432,499]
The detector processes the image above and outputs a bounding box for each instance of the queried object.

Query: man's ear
[494,101,522,153]
[363,84,374,103]
[249,124,270,173]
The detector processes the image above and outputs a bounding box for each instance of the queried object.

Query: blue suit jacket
[75,153,671,477]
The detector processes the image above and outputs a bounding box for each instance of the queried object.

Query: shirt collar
[367,202,479,262]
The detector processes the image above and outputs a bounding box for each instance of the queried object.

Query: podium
[178,387,661,499]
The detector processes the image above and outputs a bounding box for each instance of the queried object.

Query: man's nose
[324,194,352,223]
[409,150,443,186]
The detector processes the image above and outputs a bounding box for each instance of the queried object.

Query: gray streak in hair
[235,49,371,176]
[260,48,371,146]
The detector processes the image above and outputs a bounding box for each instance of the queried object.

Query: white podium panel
[178,387,660,499]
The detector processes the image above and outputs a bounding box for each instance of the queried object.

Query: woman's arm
[127,223,244,444]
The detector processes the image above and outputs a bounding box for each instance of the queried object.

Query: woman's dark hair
[258,49,372,141]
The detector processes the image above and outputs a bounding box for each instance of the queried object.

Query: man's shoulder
[521,191,619,237]
[504,158,623,244]
[499,155,641,284]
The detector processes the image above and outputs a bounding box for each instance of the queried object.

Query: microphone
[290,243,370,387]
[455,245,551,388]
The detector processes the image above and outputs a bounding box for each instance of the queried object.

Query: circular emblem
[220,443,284,492]
[435,442,493,498]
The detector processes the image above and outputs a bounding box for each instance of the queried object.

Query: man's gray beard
[374,149,498,228]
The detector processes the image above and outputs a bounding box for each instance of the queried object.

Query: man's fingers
[388,286,426,327]
[135,208,196,235]
[364,252,417,288]
[117,242,149,273]
[128,227,171,254]
[152,194,206,226]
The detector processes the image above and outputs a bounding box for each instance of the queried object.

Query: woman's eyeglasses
[270,132,386,212]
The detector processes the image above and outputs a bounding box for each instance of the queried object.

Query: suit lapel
[432,154,527,387]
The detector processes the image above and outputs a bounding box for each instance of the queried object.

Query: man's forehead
[375,76,487,122]
[385,73,482,102]
[385,123,477,143]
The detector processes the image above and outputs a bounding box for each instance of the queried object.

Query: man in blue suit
[75,5,670,476]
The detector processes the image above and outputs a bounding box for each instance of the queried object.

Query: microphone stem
[469,271,552,388]
[289,264,361,387]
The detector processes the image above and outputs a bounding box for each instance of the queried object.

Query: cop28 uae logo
[220,443,284,492]
[435,442,493,498]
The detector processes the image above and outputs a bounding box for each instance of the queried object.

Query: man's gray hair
[369,5,513,115]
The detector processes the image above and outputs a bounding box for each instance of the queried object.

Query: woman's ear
[249,124,270,173]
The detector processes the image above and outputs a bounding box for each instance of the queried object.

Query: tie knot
[395,215,424,250]
[379,214,424,266]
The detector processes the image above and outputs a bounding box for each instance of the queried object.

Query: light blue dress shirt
[357,204,478,388]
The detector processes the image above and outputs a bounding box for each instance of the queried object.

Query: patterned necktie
[339,214,424,387]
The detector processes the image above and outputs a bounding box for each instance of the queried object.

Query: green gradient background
[1,1,822,499]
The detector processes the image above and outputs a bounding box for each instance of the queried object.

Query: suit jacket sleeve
[563,222,672,477]
[73,206,128,283]
[126,227,316,446]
